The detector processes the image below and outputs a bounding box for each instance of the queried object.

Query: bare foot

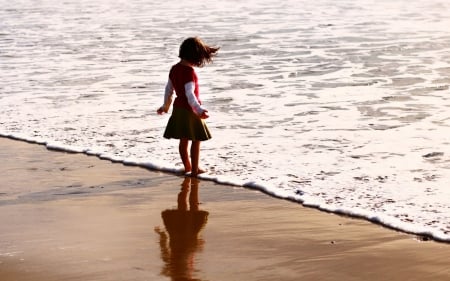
[189,168,207,177]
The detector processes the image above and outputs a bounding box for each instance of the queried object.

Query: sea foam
[1,0,449,242]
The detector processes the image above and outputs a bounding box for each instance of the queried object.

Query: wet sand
[0,137,449,281]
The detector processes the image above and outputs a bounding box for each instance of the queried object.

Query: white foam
[1,0,450,242]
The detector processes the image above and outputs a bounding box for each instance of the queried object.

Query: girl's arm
[184,82,209,118]
[157,79,174,114]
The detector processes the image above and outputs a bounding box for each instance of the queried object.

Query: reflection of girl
[155,177,208,281]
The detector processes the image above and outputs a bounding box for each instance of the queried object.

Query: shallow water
[1,0,450,241]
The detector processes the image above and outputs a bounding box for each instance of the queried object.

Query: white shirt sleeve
[161,79,174,112]
[184,81,205,115]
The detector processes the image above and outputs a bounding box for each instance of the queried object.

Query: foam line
[1,133,449,243]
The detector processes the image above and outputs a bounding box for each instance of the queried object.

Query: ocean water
[1,0,449,241]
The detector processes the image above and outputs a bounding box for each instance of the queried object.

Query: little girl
[157,37,219,177]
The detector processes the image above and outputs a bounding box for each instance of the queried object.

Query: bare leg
[179,138,191,173]
[190,141,205,177]
[190,140,200,176]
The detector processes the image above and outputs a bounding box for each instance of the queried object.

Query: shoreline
[1,137,450,280]
[1,135,447,244]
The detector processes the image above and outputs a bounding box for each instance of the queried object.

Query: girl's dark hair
[179,37,219,67]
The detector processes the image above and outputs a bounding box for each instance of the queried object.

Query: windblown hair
[179,37,220,67]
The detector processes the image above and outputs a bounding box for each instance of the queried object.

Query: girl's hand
[200,110,209,119]
[157,107,165,115]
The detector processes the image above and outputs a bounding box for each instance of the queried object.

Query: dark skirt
[163,106,212,141]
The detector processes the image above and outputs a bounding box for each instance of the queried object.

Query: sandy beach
[0,137,449,281]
